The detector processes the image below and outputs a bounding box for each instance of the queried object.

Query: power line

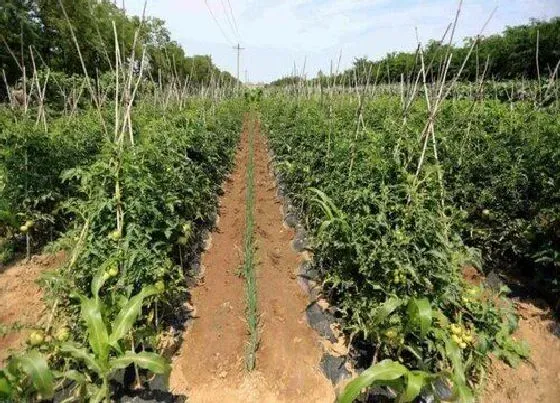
[204,0,234,45]
[220,0,239,42]
[226,0,241,40]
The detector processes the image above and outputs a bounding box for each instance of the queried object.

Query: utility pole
[233,43,245,89]
[245,69,248,84]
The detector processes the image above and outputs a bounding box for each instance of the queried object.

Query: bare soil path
[0,251,66,363]
[170,114,333,402]
[482,299,560,403]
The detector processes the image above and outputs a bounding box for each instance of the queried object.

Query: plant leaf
[108,286,159,346]
[80,297,110,361]
[91,258,117,299]
[109,351,170,375]
[60,342,103,374]
[445,337,465,385]
[57,369,87,384]
[407,297,432,339]
[400,371,429,402]
[374,297,402,325]
[14,351,54,399]
[455,383,474,403]
[338,359,408,403]
[89,381,107,403]
[0,371,13,398]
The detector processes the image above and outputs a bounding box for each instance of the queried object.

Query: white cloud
[124,0,560,82]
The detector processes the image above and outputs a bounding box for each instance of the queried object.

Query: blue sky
[125,0,560,83]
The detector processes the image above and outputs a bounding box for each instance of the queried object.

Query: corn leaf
[108,285,159,346]
[445,337,465,385]
[109,351,170,374]
[399,370,429,402]
[60,343,103,374]
[338,359,408,403]
[91,258,116,299]
[80,297,110,361]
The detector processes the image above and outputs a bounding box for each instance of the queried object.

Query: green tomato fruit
[451,334,462,345]
[24,220,34,229]
[385,329,397,339]
[29,330,44,346]
[20,225,28,233]
[182,222,192,237]
[56,327,70,342]
[155,280,165,293]
[107,264,119,277]
[108,229,122,241]
[450,324,462,335]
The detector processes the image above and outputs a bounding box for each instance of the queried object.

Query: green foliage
[54,102,241,306]
[434,99,560,305]
[261,94,532,398]
[59,265,169,402]
[0,109,105,254]
[338,359,438,403]
[0,351,55,401]
[319,17,560,86]
[0,0,238,100]
[0,97,243,399]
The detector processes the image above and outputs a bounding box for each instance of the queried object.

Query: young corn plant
[59,261,170,402]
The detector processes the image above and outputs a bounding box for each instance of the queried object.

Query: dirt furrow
[169,117,250,396]
[252,116,334,402]
[170,114,334,402]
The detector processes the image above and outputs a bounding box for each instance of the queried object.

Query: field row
[261,93,559,400]
[0,99,244,401]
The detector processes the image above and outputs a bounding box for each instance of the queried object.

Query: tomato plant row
[0,98,244,401]
[260,94,543,400]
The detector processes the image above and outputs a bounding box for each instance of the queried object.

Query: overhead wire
[204,0,234,45]
[219,0,239,41]
[226,0,241,40]
[221,0,241,41]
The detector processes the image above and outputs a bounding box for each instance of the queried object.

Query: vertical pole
[233,43,245,90]
[236,43,240,84]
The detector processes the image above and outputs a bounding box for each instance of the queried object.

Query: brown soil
[482,299,560,403]
[170,114,334,402]
[463,266,560,402]
[0,251,66,362]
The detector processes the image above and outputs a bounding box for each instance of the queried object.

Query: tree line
[1,0,238,100]
[270,17,560,86]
